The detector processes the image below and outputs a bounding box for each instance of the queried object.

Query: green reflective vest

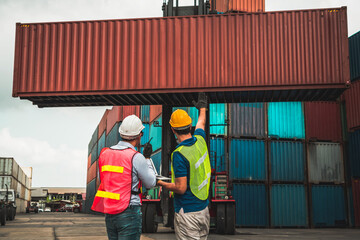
[171,135,211,200]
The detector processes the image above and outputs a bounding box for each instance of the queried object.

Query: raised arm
[193,93,208,131]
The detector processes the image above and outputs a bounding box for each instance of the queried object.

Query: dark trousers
[105,205,142,240]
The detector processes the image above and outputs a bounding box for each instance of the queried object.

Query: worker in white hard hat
[92,114,156,240]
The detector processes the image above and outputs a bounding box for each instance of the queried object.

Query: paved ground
[0,213,359,240]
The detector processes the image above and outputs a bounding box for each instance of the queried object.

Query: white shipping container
[0,158,19,178]
[0,176,18,190]
[18,168,26,186]
[15,198,28,213]
[25,188,31,201]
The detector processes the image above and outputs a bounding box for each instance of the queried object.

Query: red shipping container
[12,8,350,107]
[87,154,91,170]
[345,81,360,131]
[304,102,342,142]
[98,109,109,138]
[106,106,123,135]
[87,162,97,184]
[150,105,162,123]
[353,179,360,227]
[122,106,140,119]
[213,0,264,13]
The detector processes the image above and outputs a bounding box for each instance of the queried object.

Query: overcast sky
[0,0,359,188]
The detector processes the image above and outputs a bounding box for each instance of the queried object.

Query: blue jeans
[105,205,142,240]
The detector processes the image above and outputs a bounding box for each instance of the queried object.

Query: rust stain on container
[345,81,360,131]
[304,102,342,142]
[213,0,264,13]
[13,8,350,107]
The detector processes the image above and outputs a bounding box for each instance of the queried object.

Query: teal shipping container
[150,116,162,152]
[230,139,266,180]
[311,185,346,227]
[97,133,106,159]
[268,102,305,139]
[349,31,360,82]
[91,142,98,165]
[140,123,150,146]
[141,105,150,123]
[271,184,307,227]
[270,141,305,182]
[210,137,226,172]
[85,178,97,213]
[105,122,121,148]
[348,130,360,177]
[210,104,227,135]
[349,186,355,227]
[151,150,162,175]
[232,183,268,226]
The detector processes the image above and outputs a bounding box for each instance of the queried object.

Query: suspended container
[150,115,162,152]
[268,102,305,139]
[229,103,265,138]
[304,102,342,142]
[211,0,265,13]
[345,80,360,131]
[97,133,106,159]
[210,104,227,135]
[210,137,226,172]
[0,158,19,178]
[232,183,268,226]
[230,139,266,181]
[106,122,121,148]
[352,179,360,227]
[311,185,346,227]
[349,31,360,82]
[270,141,305,182]
[88,126,98,155]
[308,142,344,183]
[141,105,150,123]
[348,130,360,177]
[270,184,307,227]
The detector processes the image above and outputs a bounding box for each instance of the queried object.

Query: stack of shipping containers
[0,158,31,213]
[345,30,360,227]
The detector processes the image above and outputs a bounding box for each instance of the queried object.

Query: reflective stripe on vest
[102,165,124,173]
[95,190,120,200]
[171,135,211,200]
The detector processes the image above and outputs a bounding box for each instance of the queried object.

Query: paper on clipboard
[149,157,171,182]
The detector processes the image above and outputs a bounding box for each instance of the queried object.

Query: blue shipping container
[232,183,268,226]
[150,116,162,151]
[141,105,150,123]
[311,185,346,227]
[97,133,106,159]
[105,122,121,148]
[268,102,305,139]
[271,184,307,227]
[151,150,162,175]
[210,104,227,135]
[230,103,266,138]
[349,31,360,82]
[210,137,226,172]
[270,141,305,181]
[140,123,150,146]
[348,130,360,177]
[230,139,266,180]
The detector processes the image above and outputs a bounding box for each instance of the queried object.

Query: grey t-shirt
[99,141,157,206]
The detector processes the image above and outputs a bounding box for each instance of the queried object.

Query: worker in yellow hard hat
[157,93,211,240]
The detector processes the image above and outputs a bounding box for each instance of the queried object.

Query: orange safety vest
[91,147,139,214]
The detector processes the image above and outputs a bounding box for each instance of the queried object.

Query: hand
[143,142,153,158]
[192,92,208,110]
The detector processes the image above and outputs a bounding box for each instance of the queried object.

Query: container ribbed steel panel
[122,106,140,119]
[85,178,97,213]
[210,104,227,135]
[210,137,226,172]
[140,123,150,146]
[230,103,265,138]
[0,158,19,179]
[271,184,307,227]
[345,80,360,131]
[268,102,305,139]
[87,162,96,184]
[98,109,109,138]
[151,150,162,175]
[106,106,122,135]
[88,126,98,155]
[97,132,106,159]
[308,142,344,183]
[105,122,121,148]
[13,8,350,107]
[0,176,17,190]
[141,105,150,123]
[304,102,342,142]
[270,141,305,182]
[87,154,91,170]
[230,139,266,180]
[150,116,162,152]
[352,179,360,227]
[91,142,98,165]
[348,130,360,177]
[150,106,162,123]
[311,185,346,227]
[349,31,360,82]
[232,183,268,226]
[213,0,264,13]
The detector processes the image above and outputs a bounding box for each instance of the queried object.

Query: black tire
[225,203,235,235]
[144,204,158,233]
[141,204,147,233]
[0,208,6,226]
[215,203,226,234]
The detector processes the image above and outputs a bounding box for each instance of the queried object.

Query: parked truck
[0,185,17,226]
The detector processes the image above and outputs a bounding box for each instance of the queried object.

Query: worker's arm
[193,93,208,131]
[133,153,157,189]
[157,177,187,195]
[195,108,206,131]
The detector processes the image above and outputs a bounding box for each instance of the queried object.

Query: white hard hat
[119,115,145,140]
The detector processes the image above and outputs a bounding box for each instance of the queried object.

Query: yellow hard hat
[169,109,192,129]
